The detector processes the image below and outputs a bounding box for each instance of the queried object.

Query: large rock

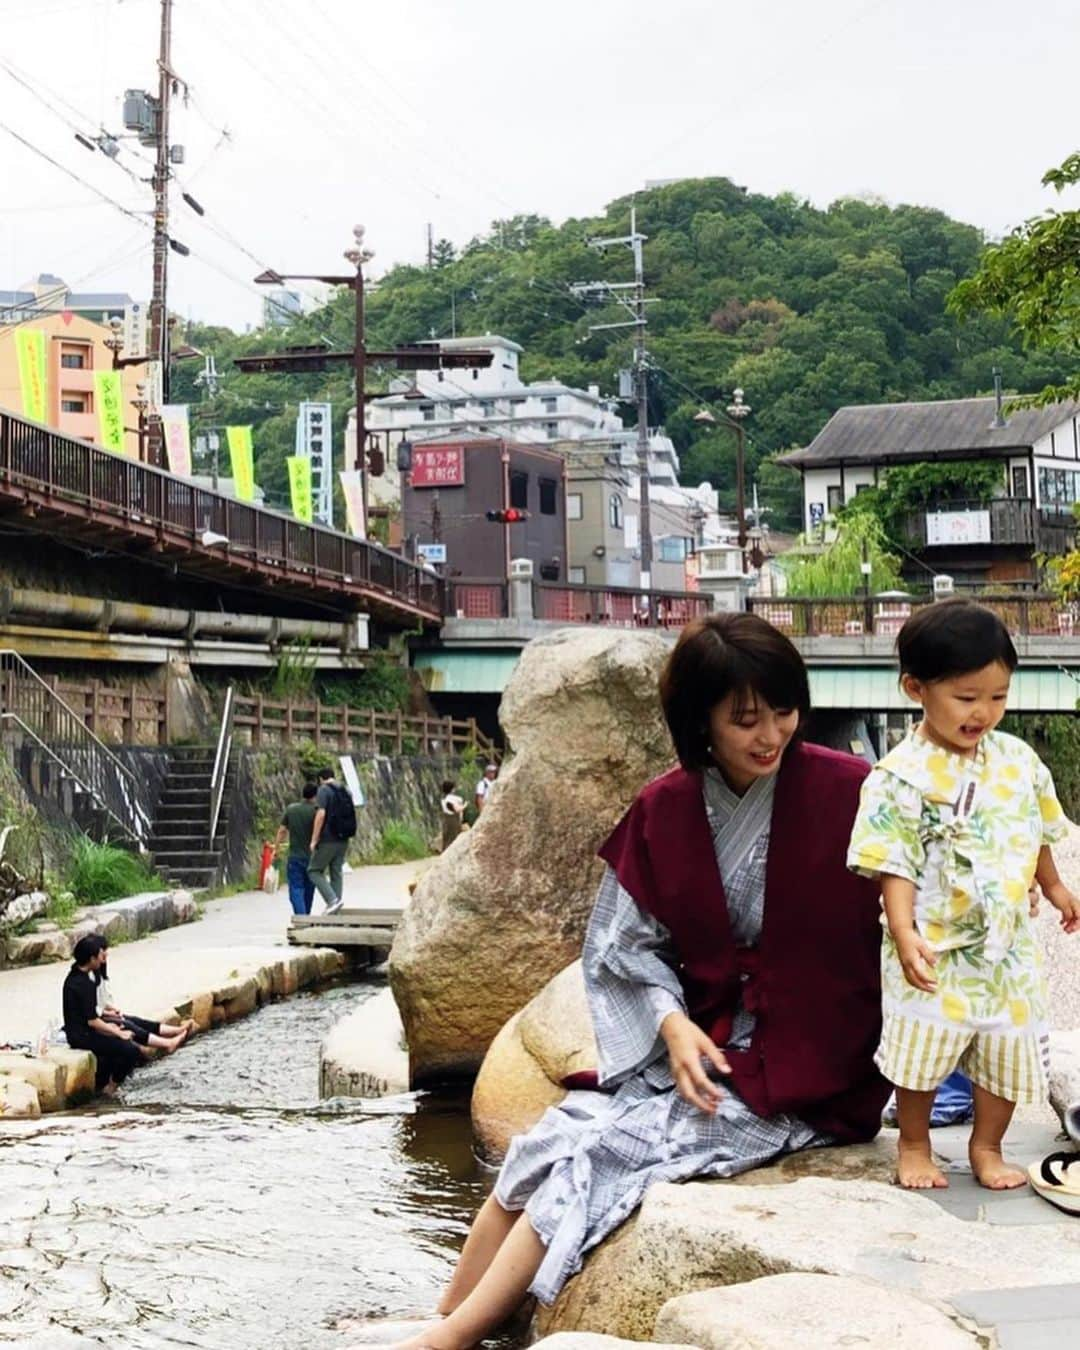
[391,628,674,1083]
[0,1073,40,1118]
[43,1047,96,1104]
[3,926,72,965]
[0,1053,67,1114]
[538,1338,686,1350]
[533,1175,1080,1339]
[321,987,409,1099]
[472,959,596,1160]
[654,1274,986,1348]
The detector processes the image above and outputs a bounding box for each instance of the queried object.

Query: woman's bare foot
[969,1143,1026,1190]
[341,1316,444,1348]
[160,1034,186,1056]
[896,1139,948,1189]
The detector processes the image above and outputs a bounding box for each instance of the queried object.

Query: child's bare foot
[969,1143,1026,1190]
[896,1139,948,1189]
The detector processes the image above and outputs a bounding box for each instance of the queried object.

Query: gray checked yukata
[494,769,826,1304]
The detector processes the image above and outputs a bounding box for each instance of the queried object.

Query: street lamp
[344,224,375,528]
[132,381,149,462]
[725,388,751,571]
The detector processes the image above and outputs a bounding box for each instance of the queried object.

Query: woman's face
[707,691,799,793]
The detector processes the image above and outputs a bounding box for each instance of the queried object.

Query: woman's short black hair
[659,612,811,770]
[72,933,106,966]
[897,598,1018,682]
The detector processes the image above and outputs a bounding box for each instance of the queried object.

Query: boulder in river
[390,627,673,1084]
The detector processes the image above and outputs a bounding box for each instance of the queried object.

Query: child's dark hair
[440,779,456,795]
[897,598,1018,682]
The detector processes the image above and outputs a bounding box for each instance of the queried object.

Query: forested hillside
[173,177,1072,530]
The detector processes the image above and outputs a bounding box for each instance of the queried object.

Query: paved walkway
[0,859,429,1044]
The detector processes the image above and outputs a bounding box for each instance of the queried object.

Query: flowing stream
[0,980,503,1350]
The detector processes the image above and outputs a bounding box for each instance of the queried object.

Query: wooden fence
[231,694,496,758]
[44,678,169,746]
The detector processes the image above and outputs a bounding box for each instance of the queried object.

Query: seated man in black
[62,934,141,1095]
[94,937,191,1056]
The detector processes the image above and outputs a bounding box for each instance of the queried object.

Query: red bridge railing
[748,594,1073,638]
[0,409,444,622]
[445,577,713,628]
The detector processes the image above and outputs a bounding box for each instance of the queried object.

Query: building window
[509,470,529,510]
[420,403,435,422]
[567,492,583,521]
[472,369,479,380]
[61,396,88,413]
[1011,465,1030,499]
[541,396,558,414]
[60,350,87,369]
[609,493,623,529]
[437,370,445,382]
[569,566,586,584]
[826,485,843,515]
[854,482,871,495]
[1039,466,1080,508]
[659,536,691,563]
[544,421,558,440]
[539,477,558,515]
[479,400,495,416]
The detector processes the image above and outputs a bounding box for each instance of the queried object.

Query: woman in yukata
[357,613,890,1350]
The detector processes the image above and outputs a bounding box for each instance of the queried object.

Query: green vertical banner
[226,425,255,502]
[15,329,47,423]
[93,370,125,455]
[286,455,313,523]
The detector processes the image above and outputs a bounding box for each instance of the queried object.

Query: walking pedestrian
[474,763,498,815]
[440,779,466,851]
[274,781,318,916]
[308,765,357,915]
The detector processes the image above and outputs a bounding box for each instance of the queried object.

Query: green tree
[782,513,902,597]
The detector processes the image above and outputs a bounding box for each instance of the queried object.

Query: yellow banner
[226,425,255,502]
[160,404,192,476]
[287,455,313,523]
[93,370,125,455]
[339,469,366,538]
[15,329,47,423]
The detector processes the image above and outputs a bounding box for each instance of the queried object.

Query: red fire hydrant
[259,841,275,890]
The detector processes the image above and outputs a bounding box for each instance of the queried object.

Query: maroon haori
[598,741,890,1142]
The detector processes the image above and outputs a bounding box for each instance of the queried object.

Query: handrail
[0,649,147,842]
[209,684,236,846]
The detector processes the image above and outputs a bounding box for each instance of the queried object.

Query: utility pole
[426,222,434,269]
[571,207,657,594]
[148,0,175,456]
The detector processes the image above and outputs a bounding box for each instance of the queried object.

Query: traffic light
[485,508,530,523]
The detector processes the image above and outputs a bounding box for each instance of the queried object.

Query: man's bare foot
[896,1139,948,1189]
[970,1143,1026,1190]
[101,1080,118,1098]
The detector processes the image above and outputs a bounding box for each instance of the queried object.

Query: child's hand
[894,929,938,993]
[1045,883,1080,934]
[1029,885,1041,918]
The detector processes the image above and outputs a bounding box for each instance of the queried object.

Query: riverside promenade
[0,860,427,1047]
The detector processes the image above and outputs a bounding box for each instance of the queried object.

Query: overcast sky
[1,0,1077,333]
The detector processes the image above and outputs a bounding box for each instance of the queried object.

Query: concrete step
[152,848,222,865]
[159,788,212,804]
[158,866,218,888]
[148,833,218,850]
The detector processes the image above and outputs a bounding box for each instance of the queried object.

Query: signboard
[295,401,332,525]
[809,502,825,529]
[160,404,192,476]
[417,543,447,564]
[93,370,125,455]
[410,444,465,488]
[15,329,47,423]
[226,425,256,502]
[123,301,148,359]
[924,509,991,546]
[287,454,313,523]
[339,755,366,807]
[339,469,366,538]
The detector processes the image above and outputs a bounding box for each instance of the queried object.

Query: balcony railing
[748,593,1072,638]
[444,578,713,627]
[901,499,1076,553]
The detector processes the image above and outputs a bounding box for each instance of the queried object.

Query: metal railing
[0,408,444,622]
[534,581,711,628]
[748,593,1073,638]
[900,499,1076,553]
[0,650,148,842]
[209,685,236,847]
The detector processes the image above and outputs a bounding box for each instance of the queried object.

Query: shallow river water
[0,981,500,1350]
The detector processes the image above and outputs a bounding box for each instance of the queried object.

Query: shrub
[65,837,160,907]
[360,821,430,865]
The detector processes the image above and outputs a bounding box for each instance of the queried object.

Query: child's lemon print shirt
[846,729,1068,1099]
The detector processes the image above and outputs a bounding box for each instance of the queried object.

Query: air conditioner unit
[509,557,534,580]
[933,574,955,598]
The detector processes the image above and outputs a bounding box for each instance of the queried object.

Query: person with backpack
[308,764,357,914]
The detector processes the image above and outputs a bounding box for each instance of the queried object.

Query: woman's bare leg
[436,1193,519,1315]
[352,1213,545,1350]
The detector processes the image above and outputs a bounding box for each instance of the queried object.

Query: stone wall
[234,746,471,879]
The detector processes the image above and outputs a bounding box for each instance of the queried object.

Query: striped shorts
[876,1012,1049,1104]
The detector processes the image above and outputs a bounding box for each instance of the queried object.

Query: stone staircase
[147,747,233,890]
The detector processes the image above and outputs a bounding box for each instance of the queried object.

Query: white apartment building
[360,334,681,509]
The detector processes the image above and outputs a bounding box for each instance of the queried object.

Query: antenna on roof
[991,367,1007,429]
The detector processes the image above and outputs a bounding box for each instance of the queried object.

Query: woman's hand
[894,928,938,993]
[659,1010,729,1114]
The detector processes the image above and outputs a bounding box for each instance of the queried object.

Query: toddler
[847,598,1078,1190]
